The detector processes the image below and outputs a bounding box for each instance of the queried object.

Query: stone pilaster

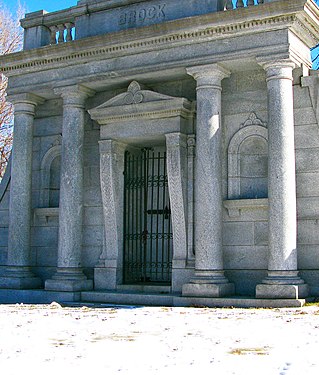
[94,139,126,290]
[165,133,188,291]
[256,60,308,299]
[0,94,44,289]
[45,85,94,292]
[182,63,234,297]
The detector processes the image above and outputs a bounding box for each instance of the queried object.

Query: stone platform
[0,289,308,308]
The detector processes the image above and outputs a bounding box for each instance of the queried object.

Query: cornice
[1,1,319,77]
[1,13,301,77]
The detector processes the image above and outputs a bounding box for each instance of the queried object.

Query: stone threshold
[0,289,309,308]
[82,291,308,308]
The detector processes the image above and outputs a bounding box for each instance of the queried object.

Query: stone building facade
[0,0,319,306]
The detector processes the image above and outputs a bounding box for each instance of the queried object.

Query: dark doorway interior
[123,148,173,284]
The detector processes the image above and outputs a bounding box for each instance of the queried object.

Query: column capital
[186,63,231,89]
[7,93,45,115]
[257,56,297,82]
[54,84,95,107]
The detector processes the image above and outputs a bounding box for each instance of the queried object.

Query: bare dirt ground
[0,303,319,375]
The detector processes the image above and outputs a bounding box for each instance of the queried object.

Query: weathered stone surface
[76,0,222,39]
[298,245,319,270]
[296,173,319,197]
[297,197,319,218]
[1,0,319,303]
[0,248,7,265]
[0,211,9,227]
[294,125,319,149]
[223,222,254,246]
[256,284,309,299]
[31,227,59,248]
[297,219,319,245]
[224,246,268,270]
[182,282,235,298]
[35,246,58,267]
[254,221,268,246]
[296,148,319,172]
[182,63,234,297]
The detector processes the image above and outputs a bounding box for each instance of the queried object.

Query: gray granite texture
[0,0,319,303]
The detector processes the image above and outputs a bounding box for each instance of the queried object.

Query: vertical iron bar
[127,154,130,282]
[123,152,127,283]
[168,190,172,282]
[150,150,155,281]
[155,151,160,282]
[143,149,149,281]
[140,151,144,281]
[129,154,132,282]
[162,152,167,282]
[131,154,135,281]
[135,154,139,282]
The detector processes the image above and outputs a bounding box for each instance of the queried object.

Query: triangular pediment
[89,81,192,124]
[95,81,178,109]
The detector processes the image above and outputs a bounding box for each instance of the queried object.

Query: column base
[256,271,309,299]
[182,271,235,297]
[45,268,93,292]
[0,267,42,289]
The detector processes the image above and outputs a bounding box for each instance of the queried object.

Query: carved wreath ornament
[123,81,144,104]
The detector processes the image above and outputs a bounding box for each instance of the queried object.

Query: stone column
[256,60,308,299]
[182,63,234,297]
[45,85,94,292]
[0,94,43,289]
[94,139,126,290]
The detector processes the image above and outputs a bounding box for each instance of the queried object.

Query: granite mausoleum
[0,0,319,307]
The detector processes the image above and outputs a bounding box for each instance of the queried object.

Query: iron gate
[123,148,173,284]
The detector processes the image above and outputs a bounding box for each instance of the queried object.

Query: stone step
[81,290,174,306]
[0,289,309,308]
[81,291,308,308]
[175,296,307,308]
[116,284,171,293]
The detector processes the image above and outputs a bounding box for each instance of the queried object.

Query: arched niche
[228,124,268,200]
[40,142,62,208]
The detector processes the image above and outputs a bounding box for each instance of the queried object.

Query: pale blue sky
[5,0,78,14]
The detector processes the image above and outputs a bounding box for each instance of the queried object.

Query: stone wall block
[31,227,59,248]
[35,247,58,267]
[297,173,319,197]
[223,222,254,246]
[294,125,319,149]
[296,148,319,172]
[298,219,319,245]
[298,245,319,270]
[224,246,268,270]
[254,221,268,246]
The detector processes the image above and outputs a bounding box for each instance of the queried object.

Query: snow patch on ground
[0,304,319,374]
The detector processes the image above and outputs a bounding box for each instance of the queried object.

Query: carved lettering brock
[119,4,166,26]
